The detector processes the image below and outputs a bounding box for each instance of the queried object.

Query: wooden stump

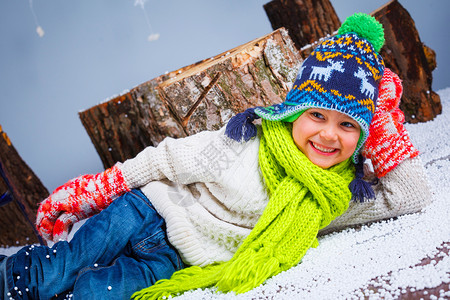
[373,0,442,123]
[80,28,305,168]
[0,125,48,247]
[264,0,441,123]
[264,0,341,56]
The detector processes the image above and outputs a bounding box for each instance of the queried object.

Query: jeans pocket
[133,229,167,255]
[132,228,185,271]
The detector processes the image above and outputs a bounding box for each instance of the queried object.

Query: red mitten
[362,68,419,178]
[36,164,130,242]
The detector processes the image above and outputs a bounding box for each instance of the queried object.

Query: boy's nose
[319,125,338,141]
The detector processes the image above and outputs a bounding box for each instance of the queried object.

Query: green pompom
[338,13,384,52]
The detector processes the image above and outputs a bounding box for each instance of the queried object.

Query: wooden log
[0,125,48,247]
[263,0,341,56]
[373,0,441,123]
[80,28,304,168]
[79,78,186,170]
[423,44,437,72]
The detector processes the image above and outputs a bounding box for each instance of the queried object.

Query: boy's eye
[311,112,324,119]
[341,121,356,128]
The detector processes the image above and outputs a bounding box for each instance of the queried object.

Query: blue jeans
[2,189,184,299]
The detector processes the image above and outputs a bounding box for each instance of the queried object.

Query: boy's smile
[310,141,338,155]
[292,108,361,169]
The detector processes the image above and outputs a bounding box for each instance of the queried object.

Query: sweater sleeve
[321,156,432,234]
[120,127,239,188]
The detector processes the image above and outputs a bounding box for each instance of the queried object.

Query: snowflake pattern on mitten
[36,164,130,242]
[362,68,419,178]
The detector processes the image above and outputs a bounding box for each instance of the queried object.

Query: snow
[1,88,450,298]
[171,87,450,299]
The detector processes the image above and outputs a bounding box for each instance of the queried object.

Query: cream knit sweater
[121,126,431,267]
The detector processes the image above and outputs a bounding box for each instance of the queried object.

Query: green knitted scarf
[131,120,355,300]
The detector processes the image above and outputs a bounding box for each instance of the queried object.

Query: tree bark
[0,125,48,247]
[264,0,341,56]
[80,28,304,168]
[373,0,441,123]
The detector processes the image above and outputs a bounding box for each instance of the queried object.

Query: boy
[1,14,430,300]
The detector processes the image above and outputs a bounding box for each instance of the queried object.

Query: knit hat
[255,13,385,163]
[225,13,386,202]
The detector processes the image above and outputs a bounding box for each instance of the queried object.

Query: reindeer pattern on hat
[309,59,345,82]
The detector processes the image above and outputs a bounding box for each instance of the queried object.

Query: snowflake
[134,0,148,8]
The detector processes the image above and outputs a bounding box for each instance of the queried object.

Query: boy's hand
[36,164,130,242]
[362,68,419,178]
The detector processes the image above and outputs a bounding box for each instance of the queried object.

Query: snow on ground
[1,88,450,299]
[172,87,450,300]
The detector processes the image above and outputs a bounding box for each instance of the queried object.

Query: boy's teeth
[312,142,335,153]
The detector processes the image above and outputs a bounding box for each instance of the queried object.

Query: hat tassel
[225,108,260,142]
[349,154,375,202]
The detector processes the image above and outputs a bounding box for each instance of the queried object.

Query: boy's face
[292,108,361,169]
